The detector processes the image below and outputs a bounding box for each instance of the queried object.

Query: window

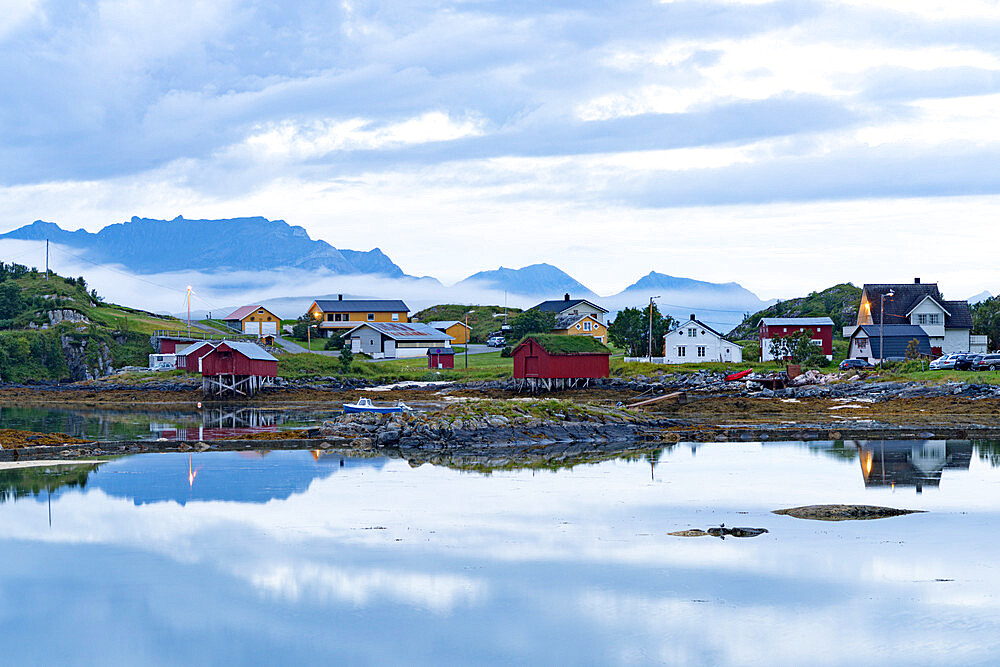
[677,346,686,357]
[327,314,334,321]
[917,313,941,325]
[392,313,400,322]
[367,313,375,321]
[688,328,697,337]
[583,321,592,331]
[697,346,706,357]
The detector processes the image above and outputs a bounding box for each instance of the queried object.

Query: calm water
[2,440,1000,665]
[0,401,434,441]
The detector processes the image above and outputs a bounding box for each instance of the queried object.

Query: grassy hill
[0,263,181,381]
[728,283,862,340]
[412,304,522,343]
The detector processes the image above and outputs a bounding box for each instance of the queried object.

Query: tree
[338,345,353,373]
[608,305,678,356]
[508,309,556,342]
[291,321,308,339]
[905,338,923,360]
[324,334,344,350]
[972,296,1000,349]
[0,282,24,319]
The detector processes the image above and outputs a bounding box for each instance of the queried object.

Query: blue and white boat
[342,397,412,414]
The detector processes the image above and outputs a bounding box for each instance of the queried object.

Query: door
[260,321,277,335]
[525,356,539,377]
[244,321,260,335]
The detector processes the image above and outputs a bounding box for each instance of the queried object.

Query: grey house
[342,322,453,359]
[848,324,932,362]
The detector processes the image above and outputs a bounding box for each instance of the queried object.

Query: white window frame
[677,346,686,357]
[697,346,706,357]
[391,313,400,322]
[688,328,697,337]
[367,313,375,321]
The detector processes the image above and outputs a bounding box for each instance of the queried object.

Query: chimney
[690,314,696,320]
[914,278,920,284]
[564,293,570,301]
[338,294,343,300]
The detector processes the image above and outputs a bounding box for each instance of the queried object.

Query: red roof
[223,305,264,321]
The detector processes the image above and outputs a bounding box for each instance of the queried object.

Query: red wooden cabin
[512,335,610,384]
[176,341,215,372]
[199,341,277,396]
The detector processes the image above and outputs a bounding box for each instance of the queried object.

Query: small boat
[343,397,412,414]
[725,368,754,382]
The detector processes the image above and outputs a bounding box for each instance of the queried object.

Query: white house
[844,279,987,355]
[662,315,743,364]
[342,322,453,359]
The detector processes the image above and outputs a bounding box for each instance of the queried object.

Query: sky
[3,0,1000,302]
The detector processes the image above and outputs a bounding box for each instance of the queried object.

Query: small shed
[427,347,455,369]
[512,334,611,391]
[199,341,278,396]
[175,341,215,372]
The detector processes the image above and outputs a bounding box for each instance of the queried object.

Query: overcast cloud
[2,0,1000,301]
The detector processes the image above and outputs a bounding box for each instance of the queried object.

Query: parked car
[839,358,874,370]
[973,354,1000,371]
[929,354,962,370]
[486,335,506,347]
[150,361,174,372]
[954,354,983,371]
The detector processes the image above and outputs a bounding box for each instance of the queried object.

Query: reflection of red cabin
[200,341,277,378]
[427,347,455,369]
[512,335,610,379]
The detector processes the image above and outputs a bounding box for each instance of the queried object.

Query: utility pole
[186,285,192,337]
[45,239,49,281]
[880,290,894,366]
[648,296,660,362]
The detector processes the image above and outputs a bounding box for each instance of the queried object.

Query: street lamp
[648,296,661,362]
[880,289,894,365]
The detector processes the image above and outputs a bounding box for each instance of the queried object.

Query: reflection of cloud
[249,563,488,613]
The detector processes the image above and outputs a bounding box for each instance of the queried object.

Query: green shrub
[500,345,512,358]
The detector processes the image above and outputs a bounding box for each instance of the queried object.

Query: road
[274,334,340,356]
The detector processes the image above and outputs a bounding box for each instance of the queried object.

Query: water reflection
[0,403,327,441]
[2,443,1000,664]
[852,440,973,492]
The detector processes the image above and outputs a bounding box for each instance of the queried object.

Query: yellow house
[427,320,471,344]
[306,296,409,336]
[222,305,281,336]
[552,313,608,344]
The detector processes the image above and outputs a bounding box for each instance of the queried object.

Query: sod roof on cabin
[516,334,611,355]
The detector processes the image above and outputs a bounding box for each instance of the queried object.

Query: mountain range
[0,216,772,327]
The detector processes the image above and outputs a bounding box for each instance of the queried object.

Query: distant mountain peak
[1,216,409,278]
[458,263,596,297]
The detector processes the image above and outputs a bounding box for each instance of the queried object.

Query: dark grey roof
[532,298,608,314]
[342,322,453,341]
[314,299,409,312]
[854,325,931,358]
[553,313,602,329]
[212,341,278,361]
[861,283,972,329]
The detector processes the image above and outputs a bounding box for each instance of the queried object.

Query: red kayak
[725,368,753,382]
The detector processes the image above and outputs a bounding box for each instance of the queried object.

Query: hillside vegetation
[0,263,181,381]
[729,283,861,339]
[412,304,522,343]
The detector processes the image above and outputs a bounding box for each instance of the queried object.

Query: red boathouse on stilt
[512,334,611,391]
